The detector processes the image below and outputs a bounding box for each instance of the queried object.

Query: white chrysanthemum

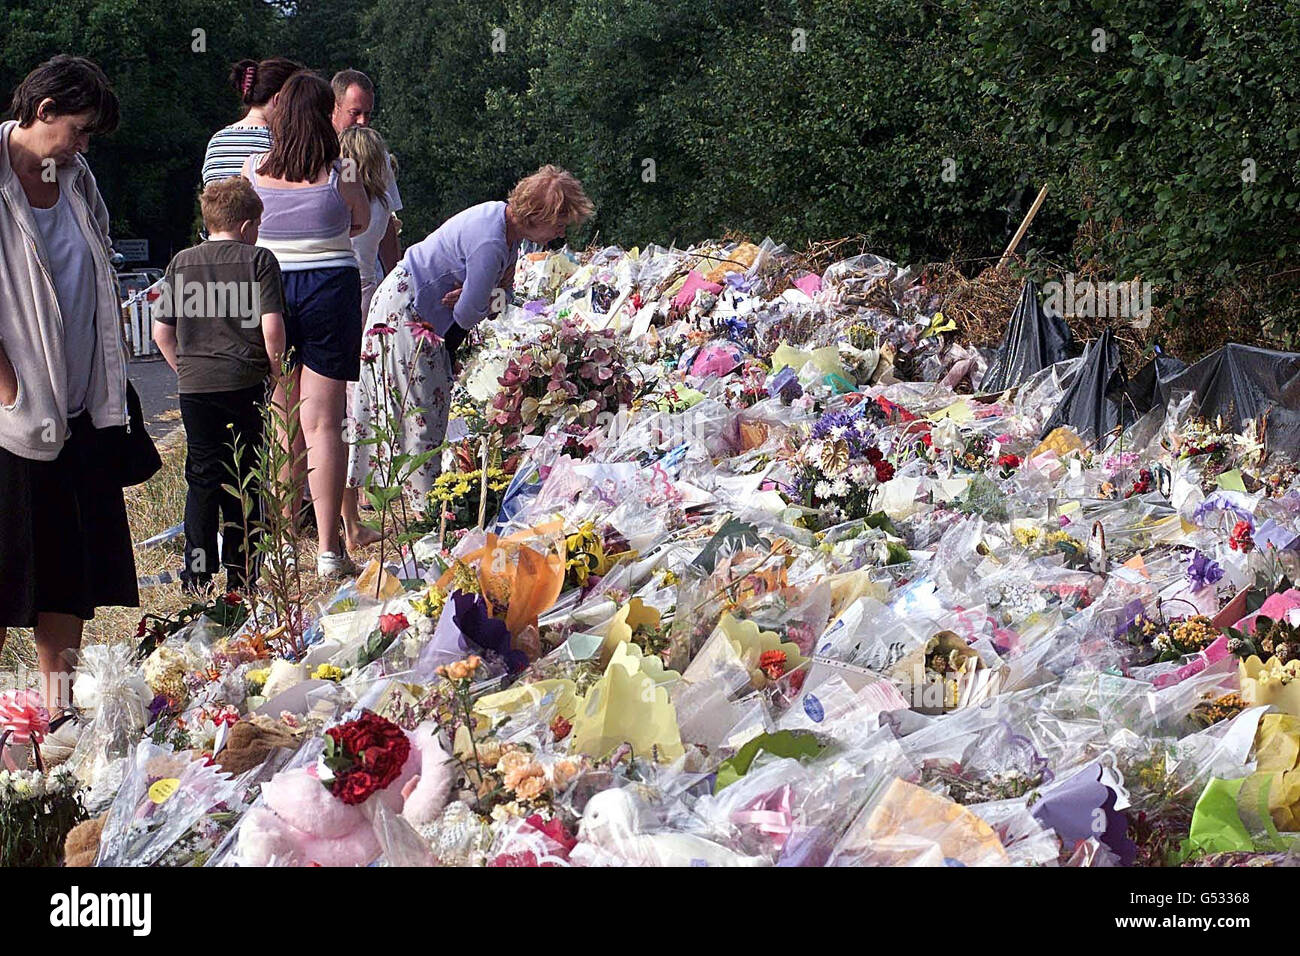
[814,480,833,499]
[830,477,850,497]
[49,765,78,792]
[829,425,847,440]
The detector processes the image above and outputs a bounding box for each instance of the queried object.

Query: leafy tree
[6,0,1297,338]
[1,0,284,262]
[949,0,1300,328]
[363,0,546,243]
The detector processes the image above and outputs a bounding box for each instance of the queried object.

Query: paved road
[128,355,181,440]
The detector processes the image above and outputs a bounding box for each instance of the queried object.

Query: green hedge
[366,0,1300,335]
[4,0,1296,335]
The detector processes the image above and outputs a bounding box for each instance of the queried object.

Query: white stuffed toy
[574,788,769,867]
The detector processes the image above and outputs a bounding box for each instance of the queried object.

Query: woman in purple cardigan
[344,165,593,539]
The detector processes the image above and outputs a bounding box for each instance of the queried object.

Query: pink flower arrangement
[488,320,636,455]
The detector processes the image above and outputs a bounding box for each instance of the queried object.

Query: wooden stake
[999,183,1049,269]
[476,436,490,530]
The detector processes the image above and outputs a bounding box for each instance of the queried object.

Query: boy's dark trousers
[178,384,265,592]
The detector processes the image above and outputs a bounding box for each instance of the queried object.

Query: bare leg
[299,367,348,555]
[34,613,82,710]
[342,486,382,550]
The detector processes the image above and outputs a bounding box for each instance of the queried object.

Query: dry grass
[927,255,1297,371]
[1,428,391,675]
[928,259,1160,369]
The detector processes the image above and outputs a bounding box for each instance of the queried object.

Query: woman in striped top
[201,57,301,186]
[242,71,369,579]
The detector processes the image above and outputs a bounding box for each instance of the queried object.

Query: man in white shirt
[330,68,401,275]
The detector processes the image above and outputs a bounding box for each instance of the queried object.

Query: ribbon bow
[0,689,51,771]
[731,785,795,849]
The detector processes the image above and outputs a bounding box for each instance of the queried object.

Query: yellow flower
[246,667,270,689]
[310,663,345,682]
[411,585,448,619]
[1013,527,1041,548]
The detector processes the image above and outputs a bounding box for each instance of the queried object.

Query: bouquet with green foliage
[488,319,637,454]
[0,766,86,867]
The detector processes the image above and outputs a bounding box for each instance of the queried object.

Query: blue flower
[811,408,877,458]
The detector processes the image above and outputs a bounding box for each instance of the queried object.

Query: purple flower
[451,591,527,673]
[1187,551,1224,592]
[811,408,878,459]
[1191,492,1255,530]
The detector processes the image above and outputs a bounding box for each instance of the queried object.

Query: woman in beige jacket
[0,56,138,735]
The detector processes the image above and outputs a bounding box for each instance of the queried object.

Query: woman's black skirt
[0,412,139,627]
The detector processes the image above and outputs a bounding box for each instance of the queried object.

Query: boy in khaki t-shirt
[153,177,286,593]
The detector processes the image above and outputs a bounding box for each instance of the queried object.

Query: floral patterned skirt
[346,266,451,514]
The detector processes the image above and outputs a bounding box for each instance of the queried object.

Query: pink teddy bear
[238,721,453,867]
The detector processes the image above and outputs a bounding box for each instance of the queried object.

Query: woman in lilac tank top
[242,72,369,579]
[345,166,593,531]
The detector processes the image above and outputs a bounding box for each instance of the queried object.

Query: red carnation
[1229,520,1253,553]
[874,460,896,483]
[788,668,808,694]
[550,715,573,741]
[866,446,883,464]
[759,649,788,680]
[997,453,1021,469]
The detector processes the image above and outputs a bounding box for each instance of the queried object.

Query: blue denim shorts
[282,266,363,381]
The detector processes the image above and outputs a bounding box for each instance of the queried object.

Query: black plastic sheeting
[980,280,1074,394]
[1111,347,1189,416]
[1041,327,1131,444]
[1158,344,1300,449]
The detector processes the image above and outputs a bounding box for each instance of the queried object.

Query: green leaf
[714,731,828,793]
